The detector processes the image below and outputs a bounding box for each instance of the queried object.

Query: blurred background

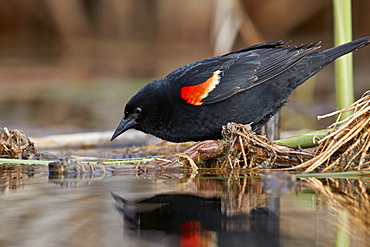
[0,0,369,139]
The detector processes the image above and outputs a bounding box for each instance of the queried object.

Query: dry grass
[284,91,370,172]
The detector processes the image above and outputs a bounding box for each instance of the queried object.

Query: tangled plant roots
[220,123,313,169]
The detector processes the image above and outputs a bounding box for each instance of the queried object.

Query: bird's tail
[294,36,370,87]
[318,36,370,62]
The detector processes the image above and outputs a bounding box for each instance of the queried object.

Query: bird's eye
[134,107,142,115]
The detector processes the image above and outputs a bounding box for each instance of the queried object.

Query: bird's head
[111,79,170,141]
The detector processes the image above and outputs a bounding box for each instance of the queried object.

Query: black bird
[111,37,370,142]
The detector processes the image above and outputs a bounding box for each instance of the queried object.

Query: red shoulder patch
[180,70,221,106]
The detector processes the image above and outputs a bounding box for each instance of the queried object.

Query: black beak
[111,117,137,141]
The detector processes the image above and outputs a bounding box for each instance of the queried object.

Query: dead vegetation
[286,91,370,172]
[0,127,58,161]
[0,127,39,159]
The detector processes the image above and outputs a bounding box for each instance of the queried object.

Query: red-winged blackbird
[111,37,370,142]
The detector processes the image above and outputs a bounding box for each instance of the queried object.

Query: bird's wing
[172,41,319,106]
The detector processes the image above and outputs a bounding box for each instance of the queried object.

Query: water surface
[1,164,368,247]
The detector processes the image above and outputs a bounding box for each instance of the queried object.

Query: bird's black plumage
[111,37,370,142]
